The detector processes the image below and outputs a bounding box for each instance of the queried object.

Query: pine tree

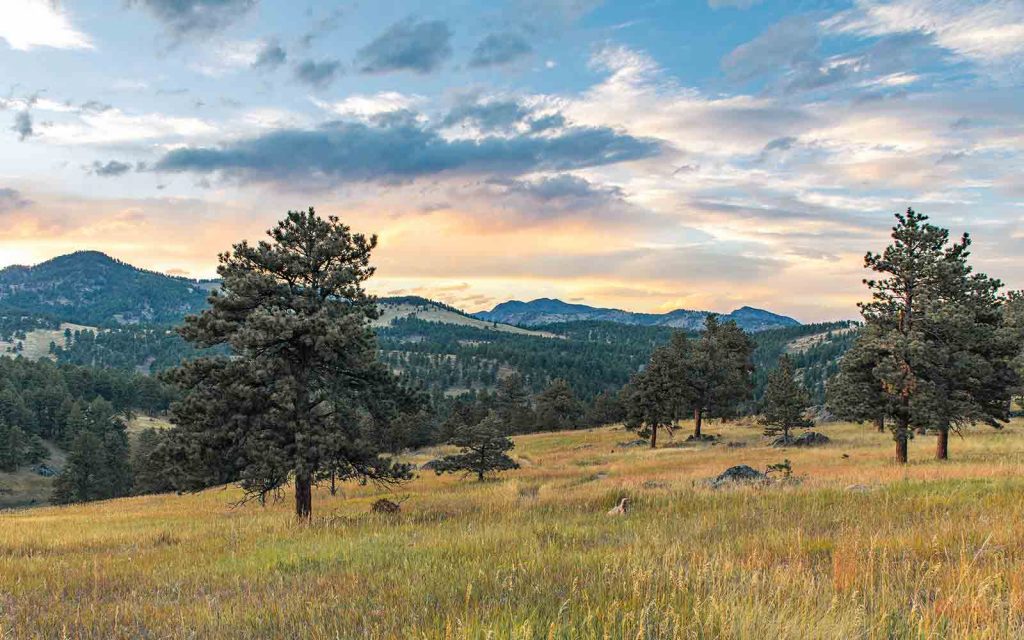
[0,420,26,472]
[760,355,814,442]
[683,316,755,438]
[494,374,534,433]
[827,326,888,432]
[585,389,626,427]
[51,414,132,504]
[534,379,582,431]
[433,412,519,481]
[850,208,1019,463]
[166,209,412,519]
[52,429,105,504]
[624,332,691,447]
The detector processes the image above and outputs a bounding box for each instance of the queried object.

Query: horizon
[3,248,815,321]
[2,0,1023,323]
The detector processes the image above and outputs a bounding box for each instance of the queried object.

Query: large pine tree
[534,379,583,431]
[624,332,691,448]
[166,209,412,519]
[684,316,755,437]
[843,208,1018,463]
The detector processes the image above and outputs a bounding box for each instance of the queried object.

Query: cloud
[0,188,31,212]
[130,0,256,37]
[12,110,34,141]
[469,32,533,68]
[89,160,133,177]
[499,174,624,203]
[294,59,343,88]
[355,19,452,74]
[253,40,286,69]
[80,100,113,113]
[314,92,423,120]
[0,0,93,50]
[828,0,1024,70]
[442,97,532,132]
[722,15,821,83]
[724,14,937,94]
[37,106,214,145]
[153,117,662,186]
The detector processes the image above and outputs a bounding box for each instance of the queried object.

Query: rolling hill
[475,298,799,332]
[0,251,212,326]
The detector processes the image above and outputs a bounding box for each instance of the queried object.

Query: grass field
[3,420,1024,639]
[0,322,94,361]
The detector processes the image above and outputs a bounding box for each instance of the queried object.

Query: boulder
[770,431,831,448]
[33,464,57,477]
[685,433,719,443]
[370,498,402,514]
[708,465,768,489]
[419,459,443,471]
[616,439,648,448]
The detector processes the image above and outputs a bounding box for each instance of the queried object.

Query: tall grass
[2,421,1024,639]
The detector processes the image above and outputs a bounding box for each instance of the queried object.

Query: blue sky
[1,0,1022,321]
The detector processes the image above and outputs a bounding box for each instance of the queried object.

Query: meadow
[2,420,1024,639]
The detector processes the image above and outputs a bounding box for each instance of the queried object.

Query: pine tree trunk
[875,416,885,433]
[650,424,658,449]
[936,426,949,461]
[329,471,337,496]
[895,424,909,465]
[693,408,703,437]
[295,474,313,520]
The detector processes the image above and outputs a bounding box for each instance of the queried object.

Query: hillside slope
[0,252,211,326]
[475,298,799,332]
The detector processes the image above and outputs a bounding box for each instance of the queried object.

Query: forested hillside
[0,252,212,326]
[475,297,800,332]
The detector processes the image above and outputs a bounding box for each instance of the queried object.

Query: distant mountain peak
[474,297,798,332]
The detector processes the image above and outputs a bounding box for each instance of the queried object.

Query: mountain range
[0,252,799,332]
[474,298,799,332]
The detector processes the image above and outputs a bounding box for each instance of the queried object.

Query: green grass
[3,421,1024,638]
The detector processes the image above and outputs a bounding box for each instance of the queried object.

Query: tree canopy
[166,209,414,518]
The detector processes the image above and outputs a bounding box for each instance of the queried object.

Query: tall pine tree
[842,208,1019,463]
[167,209,412,519]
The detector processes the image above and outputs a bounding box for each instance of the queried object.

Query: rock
[370,498,402,514]
[32,464,57,477]
[419,459,443,471]
[845,484,871,493]
[685,433,719,443]
[726,441,747,448]
[572,444,594,450]
[641,480,667,489]
[708,465,768,489]
[616,439,648,448]
[770,431,831,448]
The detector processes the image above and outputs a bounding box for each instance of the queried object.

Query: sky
[0,0,1022,322]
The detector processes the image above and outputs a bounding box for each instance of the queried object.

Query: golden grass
[3,420,1024,639]
[0,323,94,361]
[373,303,557,338]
